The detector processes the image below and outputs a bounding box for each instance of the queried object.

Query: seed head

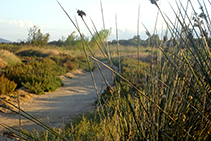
[146,31,151,37]
[150,0,159,6]
[163,35,168,42]
[77,9,86,18]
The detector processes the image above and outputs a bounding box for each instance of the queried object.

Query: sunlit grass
[0,49,22,67]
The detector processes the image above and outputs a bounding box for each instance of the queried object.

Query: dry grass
[0,49,22,67]
[0,58,8,68]
[93,45,154,61]
[13,45,85,58]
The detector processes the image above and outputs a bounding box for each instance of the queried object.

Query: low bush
[22,76,63,95]
[51,54,95,71]
[4,58,65,94]
[16,49,59,58]
[0,74,17,95]
[2,50,95,95]
[0,49,22,67]
[0,58,7,68]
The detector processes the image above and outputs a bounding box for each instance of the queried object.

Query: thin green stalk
[152,72,211,123]
[90,55,194,139]
[100,0,111,64]
[80,18,113,90]
[74,15,99,100]
[100,0,105,32]
[182,52,202,88]
[177,0,211,86]
[151,9,160,141]
[171,1,211,104]
[81,18,107,60]
[115,14,121,74]
[0,123,29,140]
[152,10,206,101]
[17,93,22,141]
[114,13,122,120]
[90,18,111,62]
[198,0,211,34]
[188,0,211,59]
[100,0,114,84]
[81,40,99,103]
[137,4,140,81]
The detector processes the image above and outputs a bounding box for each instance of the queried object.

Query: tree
[128,35,142,46]
[89,28,111,49]
[27,25,50,47]
[145,34,161,46]
[65,31,89,50]
[65,31,79,46]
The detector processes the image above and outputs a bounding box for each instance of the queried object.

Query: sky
[0,0,209,42]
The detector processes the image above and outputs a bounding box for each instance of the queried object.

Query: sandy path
[0,62,115,138]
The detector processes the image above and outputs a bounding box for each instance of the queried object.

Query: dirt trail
[0,62,115,138]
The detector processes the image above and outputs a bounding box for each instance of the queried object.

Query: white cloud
[0,19,51,42]
[0,19,35,28]
[0,20,6,23]
[8,20,35,28]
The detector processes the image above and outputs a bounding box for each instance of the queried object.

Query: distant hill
[0,38,12,43]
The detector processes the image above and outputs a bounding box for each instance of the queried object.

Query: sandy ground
[0,62,115,140]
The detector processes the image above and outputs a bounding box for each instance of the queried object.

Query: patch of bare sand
[0,62,115,140]
[0,88,33,114]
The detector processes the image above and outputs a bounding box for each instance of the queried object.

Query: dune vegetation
[0,44,95,95]
[0,0,211,140]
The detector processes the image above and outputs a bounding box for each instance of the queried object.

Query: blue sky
[0,0,208,42]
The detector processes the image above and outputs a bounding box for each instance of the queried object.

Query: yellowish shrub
[0,49,22,66]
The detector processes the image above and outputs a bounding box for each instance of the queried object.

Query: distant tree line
[48,28,111,50]
[109,34,161,47]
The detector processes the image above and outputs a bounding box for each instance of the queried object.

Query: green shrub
[0,74,17,95]
[51,54,95,71]
[114,57,149,82]
[63,62,77,71]
[22,77,63,95]
[16,49,59,58]
[4,58,65,94]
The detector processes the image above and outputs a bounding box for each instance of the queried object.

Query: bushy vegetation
[51,54,95,72]
[0,74,17,95]
[0,58,7,68]
[0,49,22,67]
[16,49,59,58]
[4,58,65,94]
[0,46,94,95]
[27,25,50,47]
